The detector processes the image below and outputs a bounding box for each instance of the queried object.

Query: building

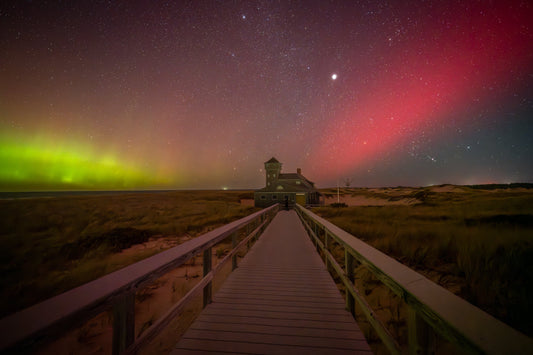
[254,157,323,208]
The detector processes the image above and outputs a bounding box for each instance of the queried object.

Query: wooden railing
[295,204,533,354]
[0,204,279,354]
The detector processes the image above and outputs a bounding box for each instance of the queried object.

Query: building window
[272,195,277,199]
[260,195,266,200]
[267,182,270,186]
[296,180,301,185]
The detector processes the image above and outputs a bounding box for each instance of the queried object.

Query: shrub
[330,202,348,208]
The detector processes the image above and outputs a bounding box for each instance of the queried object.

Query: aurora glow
[0,1,532,190]
[311,1,533,181]
[0,134,171,190]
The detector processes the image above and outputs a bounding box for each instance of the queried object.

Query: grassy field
[0,190,258,319]
[2,186,532,352]
[314,185,533,341]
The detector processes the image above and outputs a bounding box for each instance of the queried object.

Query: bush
[60,228,152,260]
[330,202,348,208]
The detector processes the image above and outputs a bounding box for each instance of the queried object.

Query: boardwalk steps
[172,210,372,354]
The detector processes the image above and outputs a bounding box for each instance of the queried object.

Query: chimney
[297,168,301,175]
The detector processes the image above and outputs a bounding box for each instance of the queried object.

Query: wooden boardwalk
[172,210,371,354]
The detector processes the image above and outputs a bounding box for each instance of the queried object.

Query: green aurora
[0,134,172,191]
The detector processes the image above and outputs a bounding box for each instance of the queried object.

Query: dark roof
[279,173,315,186]
[257,181,318,193]
[265,157,280,164]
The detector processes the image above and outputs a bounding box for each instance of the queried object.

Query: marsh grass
[314,188,533,337]
[0,190,258,318]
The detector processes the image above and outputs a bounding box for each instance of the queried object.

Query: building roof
[278,173,315,186]
[257,180,316,193]
[265,157,280,164]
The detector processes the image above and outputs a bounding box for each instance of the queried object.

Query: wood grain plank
[190,320,367,340]
[201,308,354,323]
[193,314,359,331]
[173,338,371,355]
[212,297,346,309]
[214,288,341,298]
[181,329,369,350]
[210,301,349,315]
[213,293,345,305]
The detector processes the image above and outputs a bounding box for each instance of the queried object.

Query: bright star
[331,73,338,80]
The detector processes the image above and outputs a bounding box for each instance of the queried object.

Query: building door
[295,193,306,206]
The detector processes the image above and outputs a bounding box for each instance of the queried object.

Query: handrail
[295,204,533,354]
[0,204,279,354]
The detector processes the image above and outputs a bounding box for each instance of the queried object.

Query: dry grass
[313,186,533,339]
[0,190,257,318]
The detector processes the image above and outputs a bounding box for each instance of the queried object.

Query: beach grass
[0,190,257,318]
[313,186,533,338]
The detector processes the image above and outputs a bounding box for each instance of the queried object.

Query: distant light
[222,187,228,191]
[331,73,338,80]
[242,14,246,20]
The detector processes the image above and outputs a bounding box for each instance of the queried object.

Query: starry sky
[1,0,532,190]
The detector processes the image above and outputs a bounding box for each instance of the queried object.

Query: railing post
[247,222,252,250]
[203,248,212,308]
[345,248,355,317]
[112,291,135,355]
[232,231,238,270]
[314,223,319,252]
[324,228,329,268]
[408,307,436,355]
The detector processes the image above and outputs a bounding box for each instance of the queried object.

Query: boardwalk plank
[215,285,340,295]
[173,210,371,354]
[209,302,349,315]
[182,329,370,350]
[201,307,355,323]
[215,288,341,298]
[212,297,346,310]
[192,314,359,331]
[190,320,367,340]
[213,293,346,305]
[175,338,370,355]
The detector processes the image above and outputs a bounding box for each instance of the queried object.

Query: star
[0,1,531,189]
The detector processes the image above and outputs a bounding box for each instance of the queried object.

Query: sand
[325,195,418,206]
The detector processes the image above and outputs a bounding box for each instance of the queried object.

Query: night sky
[1,1,532,190]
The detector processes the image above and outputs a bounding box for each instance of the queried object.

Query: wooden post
[203,248,212,308]
[345,249,355,317]
[314,223,319,252]
[232,231,238,270]
[408,307,436,355]
[324,229,329,268]
[246,222,252,249]
[112,291,135,355]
